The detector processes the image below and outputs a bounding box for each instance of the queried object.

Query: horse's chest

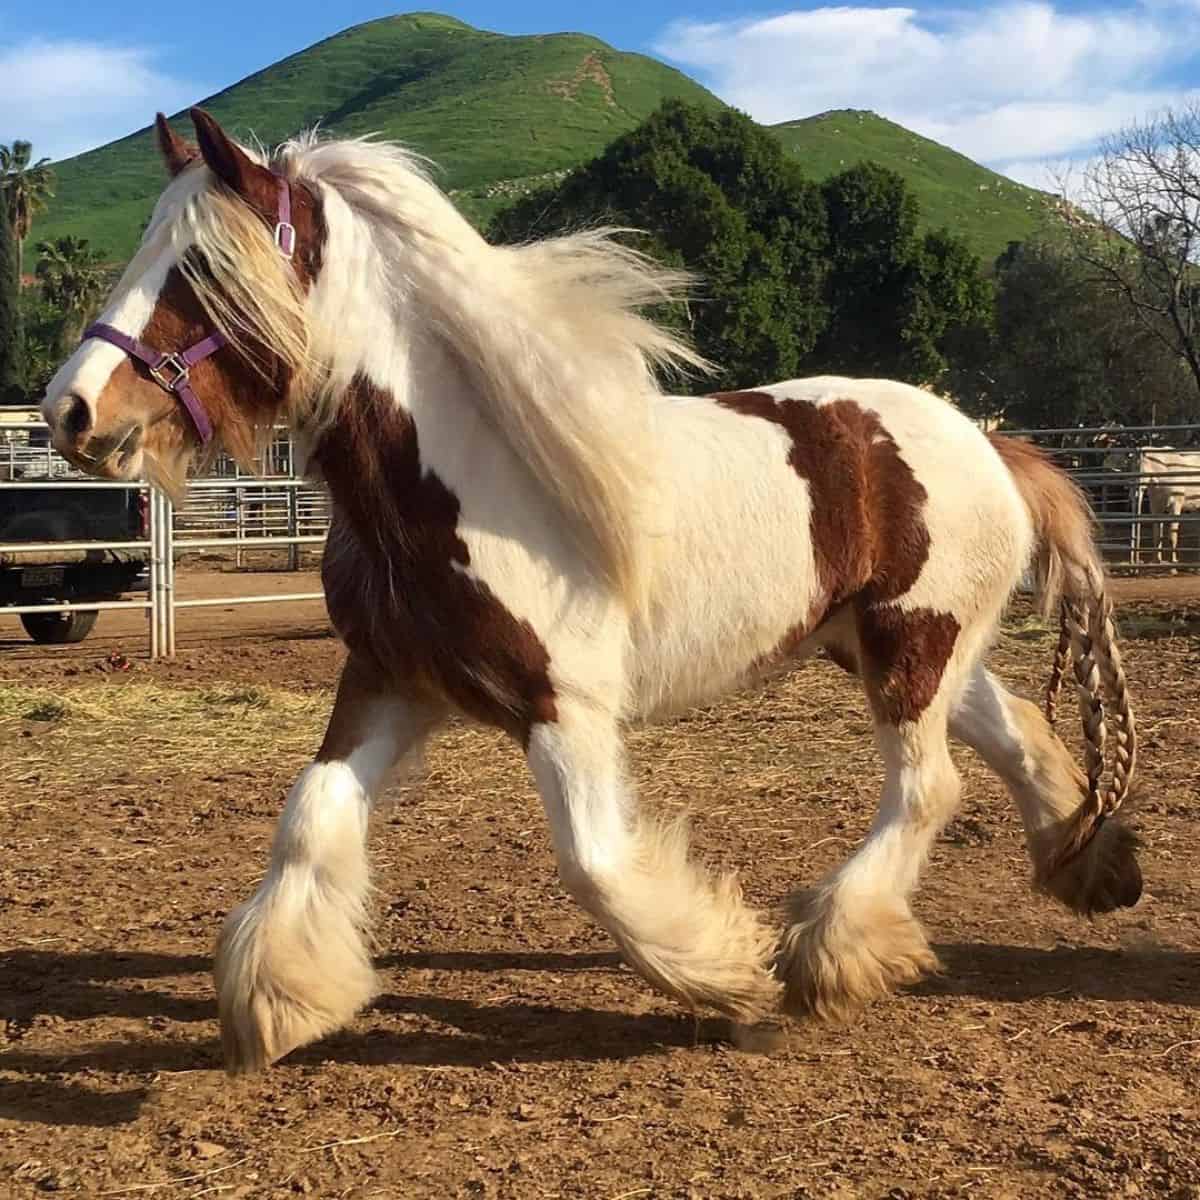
[315,387,557,740]
[321,504,556,742]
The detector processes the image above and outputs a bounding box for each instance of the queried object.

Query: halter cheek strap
[78,172,297,446]
[274,174,296,258]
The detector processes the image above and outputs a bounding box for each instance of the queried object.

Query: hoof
[1039,816,1142,917]
[775,889,938,1021]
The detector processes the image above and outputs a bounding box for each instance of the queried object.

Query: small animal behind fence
[38,108,1142,1074]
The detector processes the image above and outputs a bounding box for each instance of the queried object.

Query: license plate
[21,567,64,588]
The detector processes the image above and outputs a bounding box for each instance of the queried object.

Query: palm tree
[36,236,107,347]
[0,141,56,283]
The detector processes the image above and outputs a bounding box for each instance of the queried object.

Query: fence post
[287,485,299,571]
[235,467,245,569]
[148,488,160,659]
[164,491,176,657]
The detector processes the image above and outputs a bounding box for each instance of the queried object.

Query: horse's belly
[625,405,826,719]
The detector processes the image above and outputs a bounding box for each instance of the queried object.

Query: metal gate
[995,423,1200,573]
[0,420,330,657]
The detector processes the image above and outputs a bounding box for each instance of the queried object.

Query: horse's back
[754,377,1032,607]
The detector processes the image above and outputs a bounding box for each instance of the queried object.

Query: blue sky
[3,1,1200,187]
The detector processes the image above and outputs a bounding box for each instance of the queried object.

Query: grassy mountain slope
[774,109,1053,262]
[34,18,1055,266]
[36,13,723,258]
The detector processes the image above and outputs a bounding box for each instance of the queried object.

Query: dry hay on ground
[1,602,1198,1198]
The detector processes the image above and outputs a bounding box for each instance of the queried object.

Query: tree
[905,229,994,383]
[1066,104,1200,399]
[35,236,107,347]
[811,163,991,383]
[967,238,1195,430]
[0,207,24,399]
[491,101,830,389]
[0,140,55,283]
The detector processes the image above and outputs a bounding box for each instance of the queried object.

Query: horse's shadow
[924,941,1199,1005]
[3,941,1196,1127]
[0,946,685,1128]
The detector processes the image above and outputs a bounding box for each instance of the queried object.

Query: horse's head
[42,110,322,494]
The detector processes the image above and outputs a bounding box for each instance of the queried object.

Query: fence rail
[0,421,330,656]
[997,423,1200,574]
[2,416,1199,657]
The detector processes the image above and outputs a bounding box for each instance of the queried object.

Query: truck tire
[20,610,99,643]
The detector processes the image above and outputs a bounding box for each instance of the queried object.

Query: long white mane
[171,131,705,606]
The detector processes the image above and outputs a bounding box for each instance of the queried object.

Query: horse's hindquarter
[317,371,1030,737]
[628,379,1031,719]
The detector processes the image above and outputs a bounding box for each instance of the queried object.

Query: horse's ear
[189,107,274,203]
[155,113,197,177]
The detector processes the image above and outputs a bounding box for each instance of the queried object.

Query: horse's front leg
[526,700,780,1023]
[215,658,444,1073]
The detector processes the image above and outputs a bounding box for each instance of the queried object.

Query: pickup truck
[0,407,149,643]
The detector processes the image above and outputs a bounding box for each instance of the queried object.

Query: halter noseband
[81,174,296,447]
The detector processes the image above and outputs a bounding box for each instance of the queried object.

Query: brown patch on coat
[856,606,961,726]
[713,392,930,608]
[315,656,394,764]
[713,390,959,723]
[315,377,557,743]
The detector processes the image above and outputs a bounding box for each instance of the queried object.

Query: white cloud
[995,158,1070,190]
[0,39,209,162]
[653,2,1200,181]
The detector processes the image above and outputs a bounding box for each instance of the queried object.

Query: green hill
[773,109,1053,261]
[35,13,723,258]
[33,16,1056,266]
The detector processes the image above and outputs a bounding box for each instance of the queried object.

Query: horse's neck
[309,335,502,538]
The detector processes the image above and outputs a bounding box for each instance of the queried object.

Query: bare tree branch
[1061,103,1200,399]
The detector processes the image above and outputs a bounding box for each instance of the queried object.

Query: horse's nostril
[63,393,92,439]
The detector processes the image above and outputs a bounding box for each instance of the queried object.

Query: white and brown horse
[42,110,1141,1074]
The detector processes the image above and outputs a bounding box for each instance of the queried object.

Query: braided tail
[1044,611,1071,723]
[988,435,1138,875]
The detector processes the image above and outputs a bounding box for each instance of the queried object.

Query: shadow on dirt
[3,941,1195,1126]
[924,941,1199,1005]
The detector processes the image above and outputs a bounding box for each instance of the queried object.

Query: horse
[41,109,1142,1075]
[1104,446,1200,568]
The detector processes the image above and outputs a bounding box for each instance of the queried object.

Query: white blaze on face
[40,169,204,431]
[41,245,176,430]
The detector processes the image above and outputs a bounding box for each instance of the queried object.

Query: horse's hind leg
[949,663,1141,915]
[1167,498,1184,569]
[526,700,781,1022]
[215,658,444,1073]
[777,605,978,1021]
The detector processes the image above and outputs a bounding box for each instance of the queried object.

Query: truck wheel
[20,610,99,644]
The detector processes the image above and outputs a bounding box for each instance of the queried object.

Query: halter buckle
[275,221,297,258]
[150,353,189,391]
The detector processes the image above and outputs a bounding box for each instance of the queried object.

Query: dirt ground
[1,571,1198,1199]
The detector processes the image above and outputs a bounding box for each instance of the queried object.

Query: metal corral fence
[3,416,1199,658]
[0,420,330,657]
[1002,423,1200,573]
[174,429,332,569]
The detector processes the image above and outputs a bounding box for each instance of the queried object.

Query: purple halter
[80,323,224,444]
[81,174,296,447]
